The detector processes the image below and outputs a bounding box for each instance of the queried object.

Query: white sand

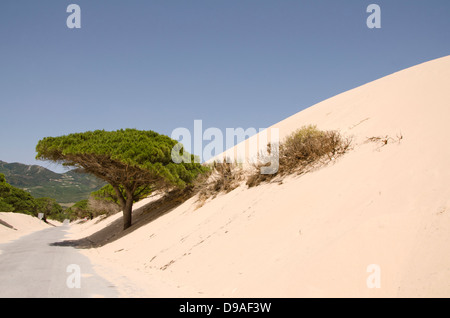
[69,55,450,297]
[0,212,53,244]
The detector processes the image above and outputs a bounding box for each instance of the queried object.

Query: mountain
[0,161,106,204]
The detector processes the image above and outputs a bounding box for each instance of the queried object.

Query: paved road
[0,224,119,298]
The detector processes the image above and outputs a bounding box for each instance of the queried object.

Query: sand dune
[70,55,450,297]
[0,212,53,244]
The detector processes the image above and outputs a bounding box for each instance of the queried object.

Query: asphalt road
[0,224,119,298]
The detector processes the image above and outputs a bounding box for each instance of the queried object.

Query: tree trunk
[112,185,134,230]
[122,190,134,230]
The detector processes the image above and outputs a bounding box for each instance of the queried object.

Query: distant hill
[0,160,106,204]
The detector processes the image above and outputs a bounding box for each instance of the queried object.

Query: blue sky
[1,0,449,172]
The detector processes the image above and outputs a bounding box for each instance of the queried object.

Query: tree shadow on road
[50,188,193,249]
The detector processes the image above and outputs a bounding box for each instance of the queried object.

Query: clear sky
[1,0,449,172]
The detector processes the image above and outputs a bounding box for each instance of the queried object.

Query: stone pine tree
[36,129,206,230]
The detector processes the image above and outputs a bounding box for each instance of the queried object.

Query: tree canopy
[36,129,207,229]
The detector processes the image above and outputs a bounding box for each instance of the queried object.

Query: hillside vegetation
[0,160,106,204]
[0,173,65,222]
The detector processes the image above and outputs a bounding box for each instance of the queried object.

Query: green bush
[0,199,14,212]
[65,199,91,221]
[35,197,64,222]
[0,173,65,221]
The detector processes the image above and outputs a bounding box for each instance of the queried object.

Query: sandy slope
[70,55,450,297]
[0,212,53,244]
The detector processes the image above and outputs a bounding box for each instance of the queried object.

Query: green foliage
[36,128,208,229]
[91,185,119,203]
[0,173,65,221]
[0,173,36,215]
[36,129,206,189]
[65,199,91,221]
[34,197,64,222]
[0,199,14,212]
[91,184,152,205]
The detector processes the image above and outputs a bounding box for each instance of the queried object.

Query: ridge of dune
[214,55,450,165]
[71,55,450,297]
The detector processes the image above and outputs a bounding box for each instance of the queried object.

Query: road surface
[0,224,119,298]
